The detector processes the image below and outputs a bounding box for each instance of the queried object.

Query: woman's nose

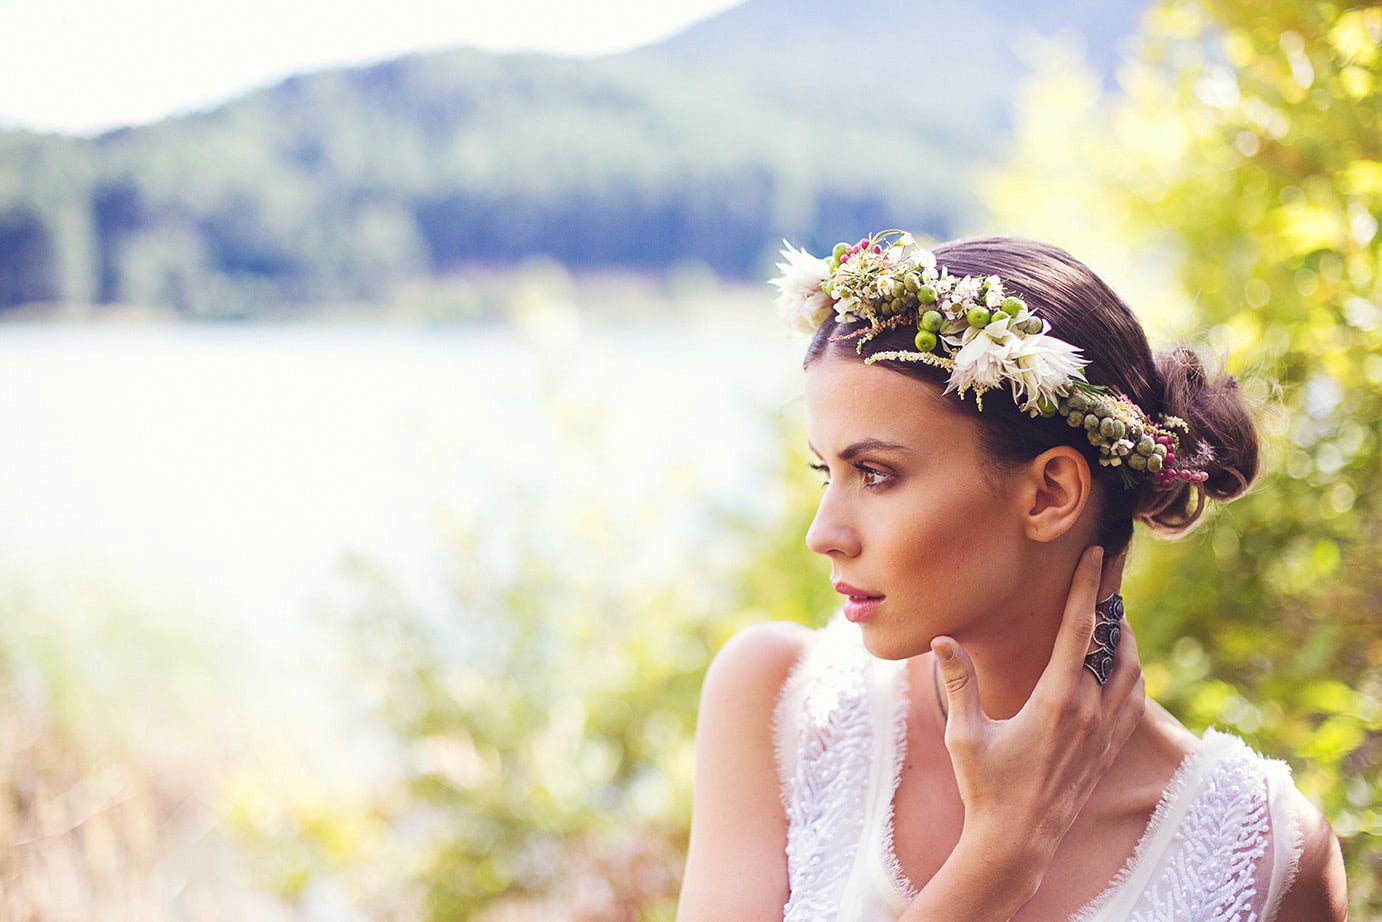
[805,488,861,558]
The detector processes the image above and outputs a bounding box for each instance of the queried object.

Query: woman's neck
[954,554,1073,720]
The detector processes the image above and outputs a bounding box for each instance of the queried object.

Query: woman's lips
[834,582,885,623]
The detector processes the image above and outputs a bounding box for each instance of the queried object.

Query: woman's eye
[809,462,830,485]
[857,465,889,488]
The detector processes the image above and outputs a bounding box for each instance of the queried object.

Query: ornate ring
[1083,592,1124,685]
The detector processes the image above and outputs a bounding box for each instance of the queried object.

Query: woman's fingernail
[932,640,953,662]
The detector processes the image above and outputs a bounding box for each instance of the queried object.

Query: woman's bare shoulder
[1272,776,1349,919]
[700,620,815,707]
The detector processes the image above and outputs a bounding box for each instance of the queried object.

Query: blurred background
[0,0,1377,918]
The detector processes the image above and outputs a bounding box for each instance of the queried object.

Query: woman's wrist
[955,820,1050,894]
[898,826,1049,922]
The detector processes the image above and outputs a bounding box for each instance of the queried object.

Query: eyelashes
[809,461,892,490]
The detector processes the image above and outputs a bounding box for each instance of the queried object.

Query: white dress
[774,616,1308,922]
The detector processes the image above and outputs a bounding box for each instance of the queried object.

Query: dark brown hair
[804,236,1259,555]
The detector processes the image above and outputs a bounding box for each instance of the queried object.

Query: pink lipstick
[834,581,885,623]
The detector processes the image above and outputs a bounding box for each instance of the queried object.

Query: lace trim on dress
[775,618,877,921]
[1260,759,1306,922]
[1071,728,1281,922]
[1066,733,1213,922]
[880,661,919,905]
[1132,740,1272,920]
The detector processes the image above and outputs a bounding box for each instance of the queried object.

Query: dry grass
[0,693,294,922]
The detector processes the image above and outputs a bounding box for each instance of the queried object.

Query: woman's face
[804,355,1031,659]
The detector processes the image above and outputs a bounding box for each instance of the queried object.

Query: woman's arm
[676,620,809,922]
[1272,803,1348,920]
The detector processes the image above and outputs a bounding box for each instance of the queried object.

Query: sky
[0,0,744,136]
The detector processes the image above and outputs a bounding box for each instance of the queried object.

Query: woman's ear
[1020,446,1092,543]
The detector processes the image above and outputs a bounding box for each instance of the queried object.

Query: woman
[677,235,1347,920]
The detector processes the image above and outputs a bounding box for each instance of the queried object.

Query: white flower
[948,328,1016,396]
[1003,332,1088,412]
[984,277,1006,308]
[770,242,834,334]
[910,247,937,271]
[951,275,982,304]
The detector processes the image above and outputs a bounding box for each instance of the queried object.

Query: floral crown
[771,230,1208,490]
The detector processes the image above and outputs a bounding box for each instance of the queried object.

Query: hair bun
[1135,345,1260,533]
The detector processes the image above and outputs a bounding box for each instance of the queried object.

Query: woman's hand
[904,546,1144,920]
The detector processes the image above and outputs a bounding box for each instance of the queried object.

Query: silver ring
[1083,592,1124,685]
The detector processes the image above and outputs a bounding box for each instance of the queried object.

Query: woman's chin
[857,624,931,661]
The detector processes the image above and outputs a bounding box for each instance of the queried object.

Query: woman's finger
[1104,624,1146,752]
[1040,545,1104,691]
[932,636,985,733]
[1097,550,1127,602]
[1101,613,1142,704]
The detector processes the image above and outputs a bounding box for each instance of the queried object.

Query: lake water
[0,322,803,773]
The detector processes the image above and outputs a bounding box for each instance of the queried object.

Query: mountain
[0,0,1147,317]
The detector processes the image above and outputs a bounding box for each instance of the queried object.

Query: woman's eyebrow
[808,438,912,460]
[841,438,912,460]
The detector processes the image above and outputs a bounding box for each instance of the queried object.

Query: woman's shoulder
[700,620,816,708]
[693,621,818,769]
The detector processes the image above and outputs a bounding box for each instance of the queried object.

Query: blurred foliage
[239,416,830,920]
[985,1,1380,914]
[0,579,298,920]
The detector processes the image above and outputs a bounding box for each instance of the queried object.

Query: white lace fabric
[774,616,1307,922]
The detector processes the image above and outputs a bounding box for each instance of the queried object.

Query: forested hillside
[0,0,1146,316]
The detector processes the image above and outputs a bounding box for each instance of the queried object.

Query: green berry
[917,284,938,305]
[1100,417,1117,438]
[1147,454,1164,473]
[1037,396,1058,417]
[1085,414,1101,432]
[921,310,943,332]
[1001,296,1024,316]
[1087,430,1106,446]
[1127,454,1148,471]
[1022,317,1044,335]
[967,306,990,328]
[1110,420,1126,440]
[1067,412,1085,428]
[1136,437,1155,456]
[1068,393,1089,412]
[991,310,1008,326]
[832,242,849,260]
[914,330,938,352]
[1127,423,1143,442]
[1154,443,1168,458]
